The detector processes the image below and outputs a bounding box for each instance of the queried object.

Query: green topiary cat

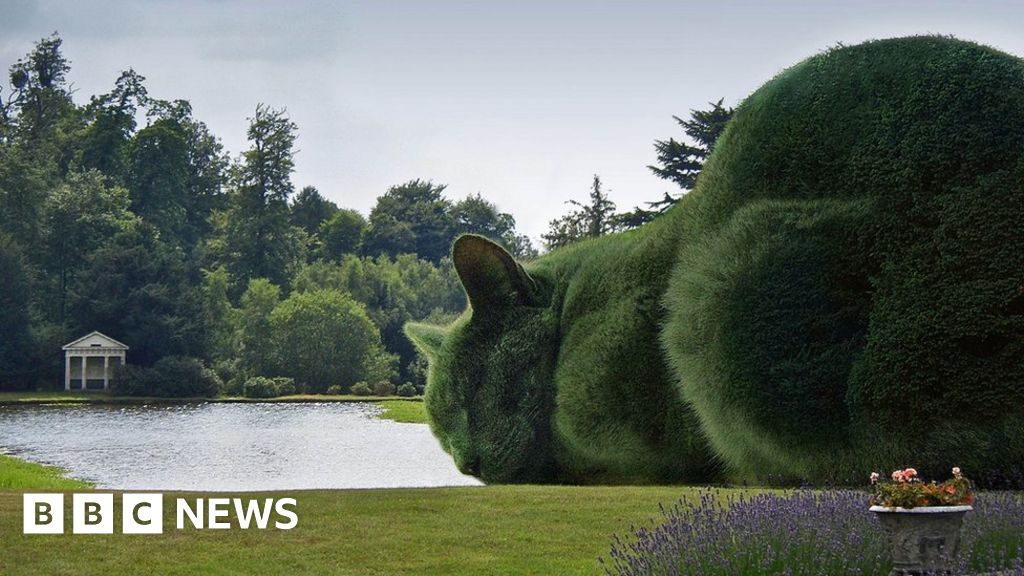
[406,36,1024,485]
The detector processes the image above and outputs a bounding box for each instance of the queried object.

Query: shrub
[325,384,343,395]
[111,356,221,398]
[350,382,372,396]
[243,376,280,399]
[396,383,417,397]
[212,358,239,385]
[223,374,246,397]
[268,290,393,393]
[271,377,297,396]
[407,37,1024,485]
[372,381,396,396]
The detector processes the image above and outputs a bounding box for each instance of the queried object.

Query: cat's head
[405,235,560,483]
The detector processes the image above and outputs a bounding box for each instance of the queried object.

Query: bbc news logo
[23,494,298,534]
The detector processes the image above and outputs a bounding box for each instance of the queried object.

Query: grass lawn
[0,454,92,490]
[0,454,703,575]
[376,400,428,424]
[0,483,701,575]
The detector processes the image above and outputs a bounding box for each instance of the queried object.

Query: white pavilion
[62,331,128,391]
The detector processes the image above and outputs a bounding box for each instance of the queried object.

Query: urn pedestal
[870,505,972,576]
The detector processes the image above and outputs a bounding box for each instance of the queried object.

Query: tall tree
[148,99,229,247]
[361,179,454,263]
[618,99,734,227]
[3,33,75,150]
[127,117,190,244]
[70,223,206,366]
[649,98,733,190]
[290,185,339,236]
[41,169,139,322]
[542,175,617,250]
[214,104,304,290]
[0,34,77,248]
[319,208,366,261]
[451,193,536,259]
[0,233,33,388]
[76,69,149,183]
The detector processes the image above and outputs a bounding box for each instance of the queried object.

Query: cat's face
[406,235,560,482]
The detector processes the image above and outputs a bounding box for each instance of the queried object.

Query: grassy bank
[0,454,92,490]
[376,399,428,424]
[0,484,697,575]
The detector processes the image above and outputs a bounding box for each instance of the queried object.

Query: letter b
[23,494,64,534]
[73,494,113,534]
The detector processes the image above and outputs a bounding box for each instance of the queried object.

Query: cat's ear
[453,234,541,311]
[404,322,447,361]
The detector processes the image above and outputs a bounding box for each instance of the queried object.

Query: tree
[452,193,536,259]
[292,255,464,384]
[213,105,304,290]
[0,233,33,388]
[290,185,338,236]
[269,290,394,392]
[3,33,75,149]
[127,117,190,244]
[76,69,149,183]
[69,223,207,366]
[319,208,366,261]
[650,98,733,190]
[542,175,617,250]
[236,278,280,378]
[619,99,734,227]
[147,99,229,247]
[361,179,454,262]
[41,169,139,322]
[0,35,76,249]
[200,267,237,363]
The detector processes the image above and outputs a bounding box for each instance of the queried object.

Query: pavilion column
[81,355,87,391]
[65,354,71,391]
[103,356,110,390]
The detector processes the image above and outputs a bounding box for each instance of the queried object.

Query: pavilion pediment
[62,331,129,351]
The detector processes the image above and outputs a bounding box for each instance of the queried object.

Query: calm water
[0,402,482,491]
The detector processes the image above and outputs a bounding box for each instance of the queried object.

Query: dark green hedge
[665,36,1024,481]
[410,36,1024,484]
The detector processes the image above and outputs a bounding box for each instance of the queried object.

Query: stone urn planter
[870,505,972,576]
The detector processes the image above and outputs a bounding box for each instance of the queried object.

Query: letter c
[133,502,152,526]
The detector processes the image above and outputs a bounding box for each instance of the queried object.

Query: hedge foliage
[408,36,1024,484]
[113,356,222,398]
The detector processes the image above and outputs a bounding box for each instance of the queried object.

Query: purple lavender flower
[603,489,1024,576]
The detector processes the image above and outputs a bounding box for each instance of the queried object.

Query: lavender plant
[602,489,1024,576]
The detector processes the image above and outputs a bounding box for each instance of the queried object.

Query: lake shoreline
[0,391,423,407]
[0,401,452,491]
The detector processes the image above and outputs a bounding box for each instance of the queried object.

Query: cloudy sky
[3,0,1023,242]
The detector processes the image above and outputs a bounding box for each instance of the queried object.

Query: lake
[0,402,483,491]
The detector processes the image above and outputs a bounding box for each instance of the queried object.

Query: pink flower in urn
[904,468,918,480]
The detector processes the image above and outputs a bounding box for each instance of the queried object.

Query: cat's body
[408,36,1024,484]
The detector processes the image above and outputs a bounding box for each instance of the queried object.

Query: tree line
[0,33,730,396]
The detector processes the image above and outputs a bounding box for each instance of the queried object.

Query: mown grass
[0,484,704,575]
[0,454,92,490]
[376,399,428,424]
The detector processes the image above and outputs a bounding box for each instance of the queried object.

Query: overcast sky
[3,0,1024,243]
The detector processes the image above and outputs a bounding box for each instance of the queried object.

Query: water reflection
[0,402,482,491]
